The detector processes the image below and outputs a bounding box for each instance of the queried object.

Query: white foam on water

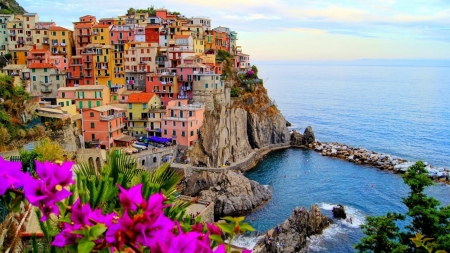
[263,184,270,189]
[307,224,348,252]
[318,203,366,228]
[319,203,335,211]
[228,234,260,250]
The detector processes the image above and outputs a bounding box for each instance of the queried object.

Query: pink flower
[0,157,25,195]
[118,184,144,211]
[206,223,222,237]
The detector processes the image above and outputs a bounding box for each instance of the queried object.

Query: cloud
[284,28,328,34]
[223,14,281,20]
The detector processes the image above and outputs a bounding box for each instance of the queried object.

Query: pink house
[49,56,69,72]
[57,87,77,99]
[161,100,205,147]
[145,72,178,105]
[110,25,135,45]
[176,57,214,100]
[82,105,126,149]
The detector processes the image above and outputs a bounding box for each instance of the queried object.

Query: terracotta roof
[93,24,111,28]
[175,35,190,39]
[29,63,56,69]
[50,26,72,31]
[127,93,155,103]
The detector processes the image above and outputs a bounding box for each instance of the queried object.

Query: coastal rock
[253,205,333,253]
[290,130,303,146]
[332,204,347,219]
[181,169,272,219]
[302,126,315,146]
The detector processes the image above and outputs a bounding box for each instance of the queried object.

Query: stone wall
[0,150,20,159]
[179,195,214,223]
[132,146,178,171]
[75,149,105,170]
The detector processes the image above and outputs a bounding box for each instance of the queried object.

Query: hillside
[0,0,26,14]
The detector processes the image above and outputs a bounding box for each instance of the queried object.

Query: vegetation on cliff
[0,74,48,151]
[0,0,26,14]
[355,161,450,253]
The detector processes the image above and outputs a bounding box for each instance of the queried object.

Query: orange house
[82,105,125,149]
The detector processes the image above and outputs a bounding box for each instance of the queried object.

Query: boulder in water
[332,204,347,219]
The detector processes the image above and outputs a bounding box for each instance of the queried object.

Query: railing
[84,58,92,62]
[109,123,125,132]
[60,43,66,46]
[40,80,52,85]
[100,113,122,121]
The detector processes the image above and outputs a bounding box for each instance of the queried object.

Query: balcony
[60,43,66,47]
[100,113,122,121]
[81,50,94,55]
[84,58,92,62]
[78,33,91,36]
[109,123,126,132]
[40,80,52,85]
[9,32,15,36]
[127,118,149,122]
[85,66,92,70]
[52,42,58,46]
[52,51,67,55]
[41,89,52,93]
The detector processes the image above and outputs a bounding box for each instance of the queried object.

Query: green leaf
[209,234,223,244]
[77,238,95,253]
[59,216,72,223]
[89,223,107,239]
[239,223,255,232]
[216,223,234,235]
[71,229,89,236]
[221,216,236,223]
[56,202,67,217]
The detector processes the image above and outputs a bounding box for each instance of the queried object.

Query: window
[44,68,47,72]
[164,129,167,135]
[172,130,176,136]
[190,122,193,127]
[129,103,132,109]
[172,121,176,126]
[143,103,147,109]
[91,122,95,128]
[182,122,185,127]
[190,131,194,136]
[189,111,192,117]
[205,83,208,88]
[62,31,65,36]
[32,76,36,81]
[164,121,167,125]
[90,112,94,117]
[32,68,35,72]
[56,75,60,80]
[181,131,185,137]
[96,101,100,106]
[66,101,69,106]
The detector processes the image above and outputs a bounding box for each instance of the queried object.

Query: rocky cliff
[181,168,272,219]
[189,84,290,167]
[0,0,26,14]
[253,205,333,253]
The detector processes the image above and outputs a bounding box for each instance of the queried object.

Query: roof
[127,93,155,103]
[93,24,111,28]
[24,13,38,16]
[75,23,94,28]
[37,107,65,114]
[90,105,124,112]
[114,135,136,142]
[177,62,208,68]
[50,26,72,32]
[58,87,77,91]
[121,90,143,96]
[107,103,127,110]
[2,64,26,70]
[175,35,190,39]
[29,63,56,69]
[29,48,48,53]
[75,85,107,90]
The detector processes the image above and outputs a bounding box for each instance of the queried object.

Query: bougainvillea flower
[89,208,115,227]
[71,199,93,225]
[195,233,214,253]
[165,223,201,253]
[105,211,136,248]
[242,250,252,253]
[206,223,222,237]
[0,157,25,195]
[118,184,144,211]
[192,222,204,232]
[134,211,175,248]
[146,191,169,215]
[35,160,74,188]
[213,244,226,253]
[52,223,83,247]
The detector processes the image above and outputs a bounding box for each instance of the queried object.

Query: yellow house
[91,45,115,86]
[75,85,111,109]
[49,26,74,60]
[92,24,111,45]
[126,93,161,137]
[57,98,77,115]
[32,22,55,49]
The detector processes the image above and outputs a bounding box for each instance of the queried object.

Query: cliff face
[190,85,290,167]
[0,0,26,14]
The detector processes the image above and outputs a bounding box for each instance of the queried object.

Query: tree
[356,161,450,252]
[355,212,407,253]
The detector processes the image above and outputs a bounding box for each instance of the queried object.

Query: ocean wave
[228,234,260,250]
[319,203,366,228]
[308,224,347,251]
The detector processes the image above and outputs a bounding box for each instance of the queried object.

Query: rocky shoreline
[308,141,450,183]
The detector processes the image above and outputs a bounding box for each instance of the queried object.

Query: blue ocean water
[239,62,450,252]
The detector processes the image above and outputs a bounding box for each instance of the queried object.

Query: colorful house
[161,100,205,147]
[75,85,110,109]
[92,24,111,45]
[73,15,97,55]
[29,62,66,98]
[49,26,74,59]
[81,44,115,86]
[32,22,55,49]
[81,105,125,149]
[66,56,84,87]
[176,57,214,100]
[124,42,157,90]
[126,93,161,137]
[145,72,179,105]
[0,14,15,55]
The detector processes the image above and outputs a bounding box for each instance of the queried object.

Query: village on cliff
[0,8,253,157]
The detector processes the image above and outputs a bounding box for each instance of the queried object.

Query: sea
[233,60,450,252]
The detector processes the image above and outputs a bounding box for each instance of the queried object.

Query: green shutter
[96,101,100,106]
[79,101,83,108]
[88,101,92,108]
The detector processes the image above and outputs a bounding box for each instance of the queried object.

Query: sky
[20,0,450,61]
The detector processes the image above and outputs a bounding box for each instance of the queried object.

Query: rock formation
[332,204,346,219]
[290,126,316,147]
[189,85,290,167]
[181,169,272,219]
[253,205,334,253]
